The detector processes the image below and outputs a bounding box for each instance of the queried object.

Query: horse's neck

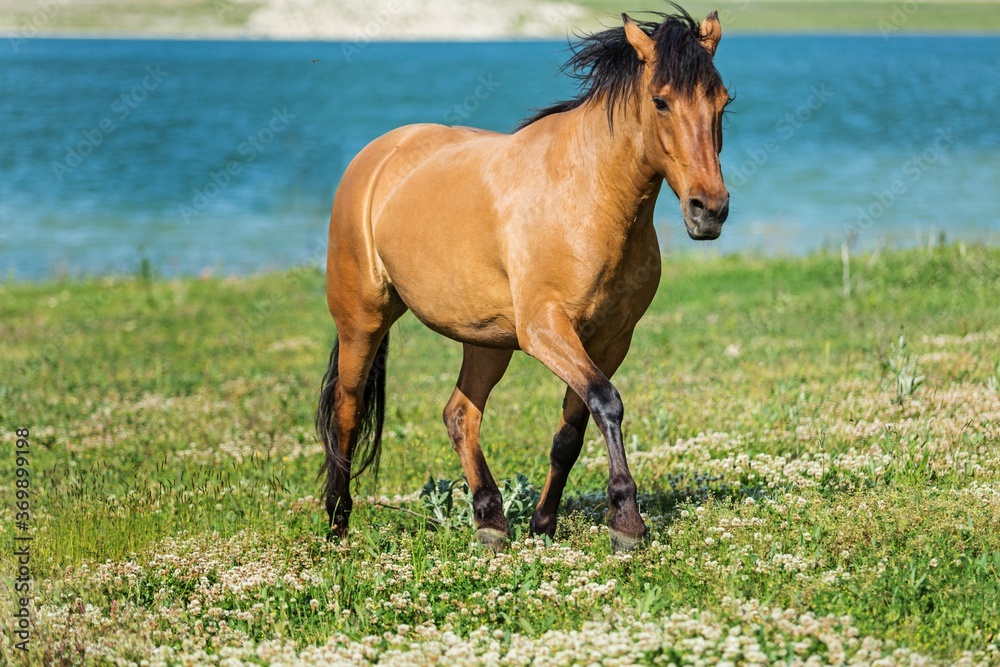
[562,101,663,227]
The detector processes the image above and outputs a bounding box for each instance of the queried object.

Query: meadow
[2,244,1000,665]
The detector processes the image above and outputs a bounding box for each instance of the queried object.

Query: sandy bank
[241,0,586,39]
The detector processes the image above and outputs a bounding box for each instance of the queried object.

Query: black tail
[316,333,390,501]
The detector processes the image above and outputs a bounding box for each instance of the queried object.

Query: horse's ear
[622,14,655,63]
[700,11,722,57]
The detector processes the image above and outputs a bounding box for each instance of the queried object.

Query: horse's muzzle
[683,193,729,240]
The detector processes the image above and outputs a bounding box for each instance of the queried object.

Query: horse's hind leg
[529,336,631,539]
[529,389,589,538]
[317,328,391,538]
[442,344,514,550]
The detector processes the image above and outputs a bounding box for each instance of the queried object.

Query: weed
[886,332,925,405]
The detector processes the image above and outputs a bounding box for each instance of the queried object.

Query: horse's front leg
[520,312,646,552]
[530,334,633,540]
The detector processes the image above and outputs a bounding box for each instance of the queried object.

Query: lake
[1,35,998,279]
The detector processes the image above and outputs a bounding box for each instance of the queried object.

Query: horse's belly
[388,263,519,348]
[412,306,520,349]
[374,211,518,348]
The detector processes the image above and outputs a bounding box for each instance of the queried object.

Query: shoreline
[6,28,1000,41]
[5,240,998,284]
[4,0,1000,40]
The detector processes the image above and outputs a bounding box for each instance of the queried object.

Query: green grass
[0,0,262,37]
[1,245,1000,664]
[577,0,1000,33]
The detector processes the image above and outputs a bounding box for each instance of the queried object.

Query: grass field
[2,245,1000,664]
[575,0,1000,33]
[3,0,1000,36]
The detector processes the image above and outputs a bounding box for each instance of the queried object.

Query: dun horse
[317,8,731,552]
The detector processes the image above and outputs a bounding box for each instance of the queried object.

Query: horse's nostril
[717,197,730,222]
[689,198,706,219]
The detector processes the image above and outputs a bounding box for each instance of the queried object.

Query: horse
[316,7,731,552]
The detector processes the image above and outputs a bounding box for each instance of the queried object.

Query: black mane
[516,5,723,131]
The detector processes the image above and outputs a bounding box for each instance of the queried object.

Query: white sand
[240,0,587,40]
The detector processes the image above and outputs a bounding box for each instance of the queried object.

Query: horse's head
[624,11,730,240]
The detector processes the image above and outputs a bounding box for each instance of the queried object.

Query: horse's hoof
[528,513,557,540]
[609,528,646,553]
[476,528,509,552]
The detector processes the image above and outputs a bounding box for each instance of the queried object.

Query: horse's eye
[652,97,669,111]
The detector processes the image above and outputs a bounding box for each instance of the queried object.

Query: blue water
[1,36,998,278]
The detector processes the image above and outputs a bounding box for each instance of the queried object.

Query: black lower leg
[473,485,507,533]
[326,463,353,538]
[530,413,587,537]
[586,380,646,544]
